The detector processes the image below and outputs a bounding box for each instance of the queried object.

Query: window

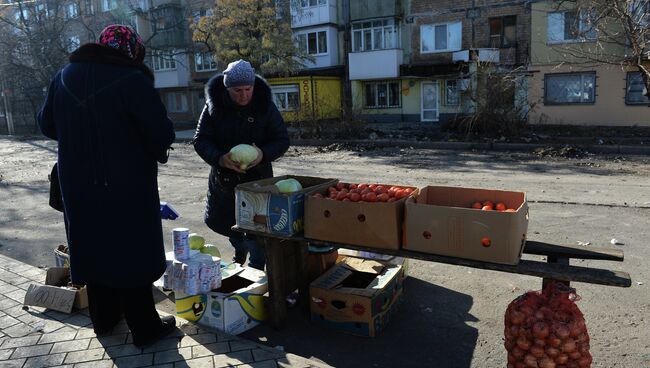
[64,3,79,19]
[194,51,217,72]
[84,0,95,15]
[421,21,462,53]
[364,81,400,108]
[152,50,176,71]
[297,30,327,55]
[544,72,596,104]
[300,0,326,8]
[352,19,398,52]
[547,10,597,43]
[626,72,649,104]
[489,16,516,48]
[102,0,118,12]
[67,36,80,53]
[167,92,188,112]
[445,80,459,106]
[271,85,300,111]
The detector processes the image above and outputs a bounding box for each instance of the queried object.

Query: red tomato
[387,197,397,202]
[313,193,324,198]
[495,202,507,211]
[395,190,408,199]
[363,192,377,202]
[349,193,361,202]
[349,188,360,194]
[360,188,372,196]
[377,193,390,202]
[336,192,348,201]
[368,184,377,190]
[483,200,494,208]
[348,183,358,190]
[357,183,368,190]
[342,198,351,202]
[328,186,337,193]
[329,191,338,199]
[471,201,482,209]
[340,188,349,194]
[375,185,387,194]
[482,205,493,211]
[403,187,414,194]
[336,182,347,190]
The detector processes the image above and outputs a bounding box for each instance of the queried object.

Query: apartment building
[527,1,650,126]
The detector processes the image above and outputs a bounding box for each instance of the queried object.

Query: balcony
[349,48,403,80]
[452,48,500,63]
[149,29,187,49]
[291,0,337,28]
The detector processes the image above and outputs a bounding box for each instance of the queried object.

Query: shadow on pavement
[241,277,478,368]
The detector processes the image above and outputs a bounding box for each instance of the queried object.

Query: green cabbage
[275,178,303,193]
[229,144,258,170]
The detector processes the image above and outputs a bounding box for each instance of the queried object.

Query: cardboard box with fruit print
[309,256,405,337]
[235,175,336,236]
[403,186,529,265]
[304,182,418,250]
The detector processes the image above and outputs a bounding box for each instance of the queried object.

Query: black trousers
[86,283,162,342]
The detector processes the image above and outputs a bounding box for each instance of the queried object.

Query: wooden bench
[234,226,631,329]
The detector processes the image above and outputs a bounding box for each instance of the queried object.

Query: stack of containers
[164,228,222,295]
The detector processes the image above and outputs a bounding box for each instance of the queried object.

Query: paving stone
[50,338,90,354]
[20,269,45,281]
[37,327,78,344]
[104,344,143,359]
[180,333,217,348]
[0,357,26,367]
[251,348,284,362]
[229,340,257,352]
[43,311,72,322]
[112,353,153,368]
[17,312,45,326]
[153,346,192,365]
[0,297,19,310]
[172,356,214,368]
[62,314,92,328]
[10,343,53,359]
[237,360,277,368]
[178,325,199,336]
[1,335,41,349]
[75,328,97,339]
[142,337,181,353]
[89,334,128,349]
[0,348,13,360]
[40,318,68,334]
[72,359,115,368]
[276,354,331,368]
[4,289,26,304]
[213,350,254,367]
[3,305,29,319]
[6,276,31,287]
[0,316,20,330]
[22,352,65,368]
[63,347,105,364]
[1,323,34,338]
[191,342,230,358]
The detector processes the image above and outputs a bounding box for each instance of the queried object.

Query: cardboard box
[337,249,409,278]
[309,257,404,337]
[54,245,70,268]
[24,267,88,313]
[175,267,268,335]
[235,175,336,236]
[304,185,417,250]
[404,186,529,265]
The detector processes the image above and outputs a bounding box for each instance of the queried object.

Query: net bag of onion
[504,281,592,368]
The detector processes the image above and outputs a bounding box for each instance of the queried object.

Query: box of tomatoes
[304,182,417,250]
[403,186,529,265]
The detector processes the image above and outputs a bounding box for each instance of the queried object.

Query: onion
[555,353,569,365]
[534,338,546,346]
[547,335,562,348]
[512,346,526,359]
[535,310,545,320]
[510,310,525,325]
[577,355,592,367]
[569,321,582,338]
[569,350,582,360]
[524,353,538,367]
[517,335,532,351]
[561,339,576,353]
[516,362,527,368]
[539,357,557,368]
[520,305,535,317]
[545,346,560,358]
[530,345,546,358]
[533,321,550,339]
[554,324,570,339]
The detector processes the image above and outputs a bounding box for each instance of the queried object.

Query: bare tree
[550,0,650,100]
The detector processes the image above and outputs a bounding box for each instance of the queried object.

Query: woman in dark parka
[38,25,176,347]
[193,59,289,270]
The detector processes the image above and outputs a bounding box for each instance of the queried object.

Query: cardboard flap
[45,267,71,287]
[24,284,76,313]
[341,257,385,274]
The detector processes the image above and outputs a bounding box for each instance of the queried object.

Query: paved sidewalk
[0,254,329,368]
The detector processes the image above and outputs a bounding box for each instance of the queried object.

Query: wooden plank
[524,241,624,261]
[263,238,288,329]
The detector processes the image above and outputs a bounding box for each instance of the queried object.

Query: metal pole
[1,83,14,135]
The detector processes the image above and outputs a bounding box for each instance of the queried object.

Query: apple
[200,244,221,258]
[188,233,205,250]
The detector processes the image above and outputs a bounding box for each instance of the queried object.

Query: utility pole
[1,82,14,135]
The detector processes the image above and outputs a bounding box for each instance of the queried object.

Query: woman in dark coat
[38,25,176,347]
[193,59,289,270]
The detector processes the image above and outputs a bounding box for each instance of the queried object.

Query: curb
[175,136,650,155]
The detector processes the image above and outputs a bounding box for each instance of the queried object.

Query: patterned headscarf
[97,24,145,63]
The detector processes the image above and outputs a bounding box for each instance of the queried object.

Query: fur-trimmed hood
[70,43,154,81]
[204,74,273,117]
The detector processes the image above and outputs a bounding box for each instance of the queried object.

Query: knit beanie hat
[98,24,146,63]
[223,60,255,88]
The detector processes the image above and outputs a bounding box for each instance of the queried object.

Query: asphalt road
[1,136,649,368]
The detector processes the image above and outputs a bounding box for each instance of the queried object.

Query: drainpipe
[341,0,352,117]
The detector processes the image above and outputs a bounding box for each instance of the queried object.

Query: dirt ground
[0,136,649,368]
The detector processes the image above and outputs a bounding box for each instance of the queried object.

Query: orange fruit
[495,202,507,211]
[482,205,493,211]
[471,201,483,209]
[481,237,491,247]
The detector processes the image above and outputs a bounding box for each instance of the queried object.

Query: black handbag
[49,163,64,212]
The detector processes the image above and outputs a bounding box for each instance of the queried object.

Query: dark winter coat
[193,74,289,238]
[38,44,175,288]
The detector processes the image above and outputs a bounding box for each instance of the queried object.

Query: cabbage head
[275,178,303,193]
[229,144,258,170]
